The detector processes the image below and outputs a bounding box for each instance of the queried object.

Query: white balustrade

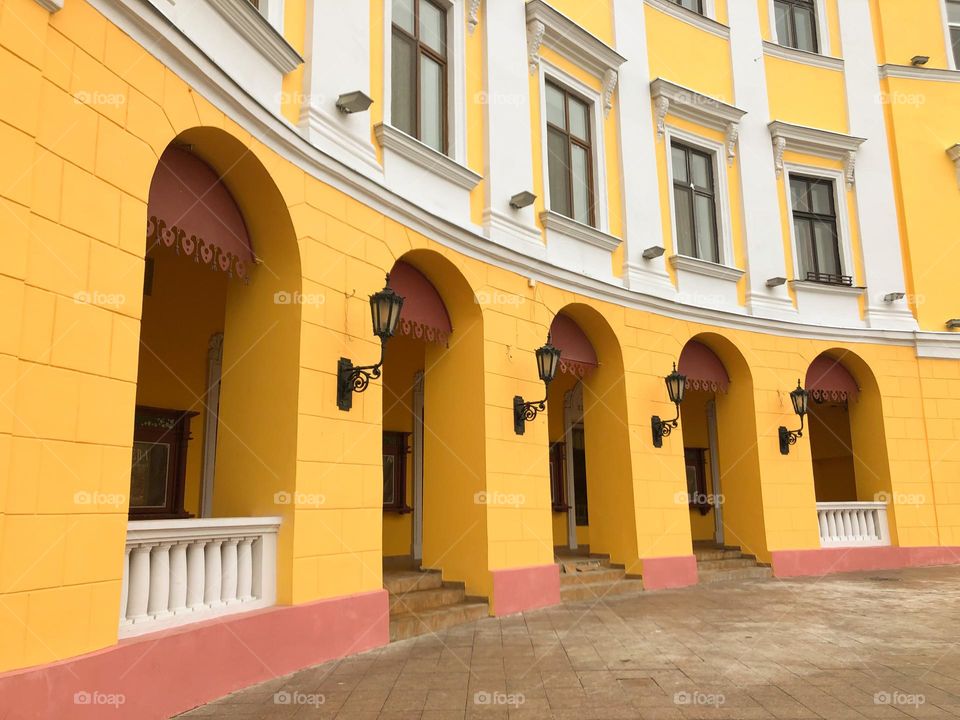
[816,502,890,548]
[118,517,281,638]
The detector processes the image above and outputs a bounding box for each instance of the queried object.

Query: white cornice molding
[789,280,866,298]
[916,332,960,359]
[651,78,746,162]
[948,144,960,190]
[769,121,865,186]
[540,211,622,252]
[762,40,843,71]
[879,64,960,83]
[375,124,482,190]
[644,0,730,39]
[525,0,626,81]
[669,254,745,283]
[34,0,64,11]
[91,0,954,354]
[206,0,302,73]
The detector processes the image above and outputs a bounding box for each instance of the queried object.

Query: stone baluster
[204,540,224,607]
[126,544,152,623]
[119,546,131,624]
[147,542,173,619]
[186,540,207,610]
[237,537,254,601]
[168,541,189,614]
[221,538,240,604]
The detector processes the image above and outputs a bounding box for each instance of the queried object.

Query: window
[671,142,719,263]
[129,406,198,519]
[382,431,411,512]
[948,1,960,68]
[790,175,849,285]
[684,448,711,515]
[546,80,595,227]
[670,0,704,13]
[549,442,568,512]
[391,0,447,153]
[774,0,819,53]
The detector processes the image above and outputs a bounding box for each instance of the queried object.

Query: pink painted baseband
[772,546,960,577]
[491,564,561,616]
[641,555,698,590]
[0,588,389,720]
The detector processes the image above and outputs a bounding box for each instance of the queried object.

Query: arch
[388,260,452,345]
[546,304,636,568]
[380,249,489,596]
[549,313,599,377]
[678,333,767,560]
[132,127,302,602]
[804,349,895,540]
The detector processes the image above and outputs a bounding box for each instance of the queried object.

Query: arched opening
[121,129,302,636]
[546,306,636,568]
[379,250,488,607]
[806,351,895,547]
[677,334,769,568]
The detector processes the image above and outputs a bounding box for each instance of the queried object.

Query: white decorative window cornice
[789,280,865,297]
[207,0,302,73]
[879,64,960,83]
[375,123,483,190]
[650,78,746,163]
[769,121,865,186]
[525,0,625,113]
[540,210,622,252]
[34,0,64,11]
[948,144,960,189]
[644,0,729,39]
[669,254,745,283]
[761,41,843,71]
[467,0,481,32]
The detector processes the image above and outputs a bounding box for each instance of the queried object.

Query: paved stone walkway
[179,566,960,719]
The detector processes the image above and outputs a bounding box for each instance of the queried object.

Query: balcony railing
[816,502,890,548]
[805,271,853,287]
[119,517,282,638]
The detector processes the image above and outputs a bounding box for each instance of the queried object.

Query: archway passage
[806,355,860,502]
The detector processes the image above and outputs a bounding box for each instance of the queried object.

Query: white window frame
[768,0,830,56]
[664,126,735,269]
[382,0,468,164]
[942,0,960,71]
[537,60,610,234]
[782,164,855,285]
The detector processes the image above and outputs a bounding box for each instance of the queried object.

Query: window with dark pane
[949,0,960,68]
[790,175,846,284]
[774,0,819,53]
[545,80,595,227]
[391,0,447,153]
[669,0,703,14]
[382,431,411,512]
[671,142,719,263]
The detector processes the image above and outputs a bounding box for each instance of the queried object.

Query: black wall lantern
[652,363,686,448]
[337,275,405,411]
[778,380,809,454]
[513,336,562,435]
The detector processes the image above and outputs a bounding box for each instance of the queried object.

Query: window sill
[762,41,843,71]
[669,254,744,282]
[375,124,482,191]
[789,279,865,298]
[644,0,730,39]
[206,0,302,73]
[540,211,622,252]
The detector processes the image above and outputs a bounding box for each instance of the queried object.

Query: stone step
[389,602,489,642]
[389,586,465,615]
[693,548,743,561]
[559,568,624,587]
[698,566,773,584]
[695,557,759,571]
[383,570,442,595]
[560,578,644,603]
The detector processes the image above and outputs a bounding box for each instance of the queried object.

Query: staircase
[558,556,644,603]
[384,569,488,642]
[694,543,772,583]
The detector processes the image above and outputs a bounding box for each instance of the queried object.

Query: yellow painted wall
[870,0,953,69]
[679,390,716,542]
[765,58,848,133]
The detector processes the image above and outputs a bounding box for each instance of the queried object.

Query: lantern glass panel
[666,370,686,405]
[791,384,808,416]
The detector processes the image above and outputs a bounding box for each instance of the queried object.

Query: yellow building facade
[2,0,960,716]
